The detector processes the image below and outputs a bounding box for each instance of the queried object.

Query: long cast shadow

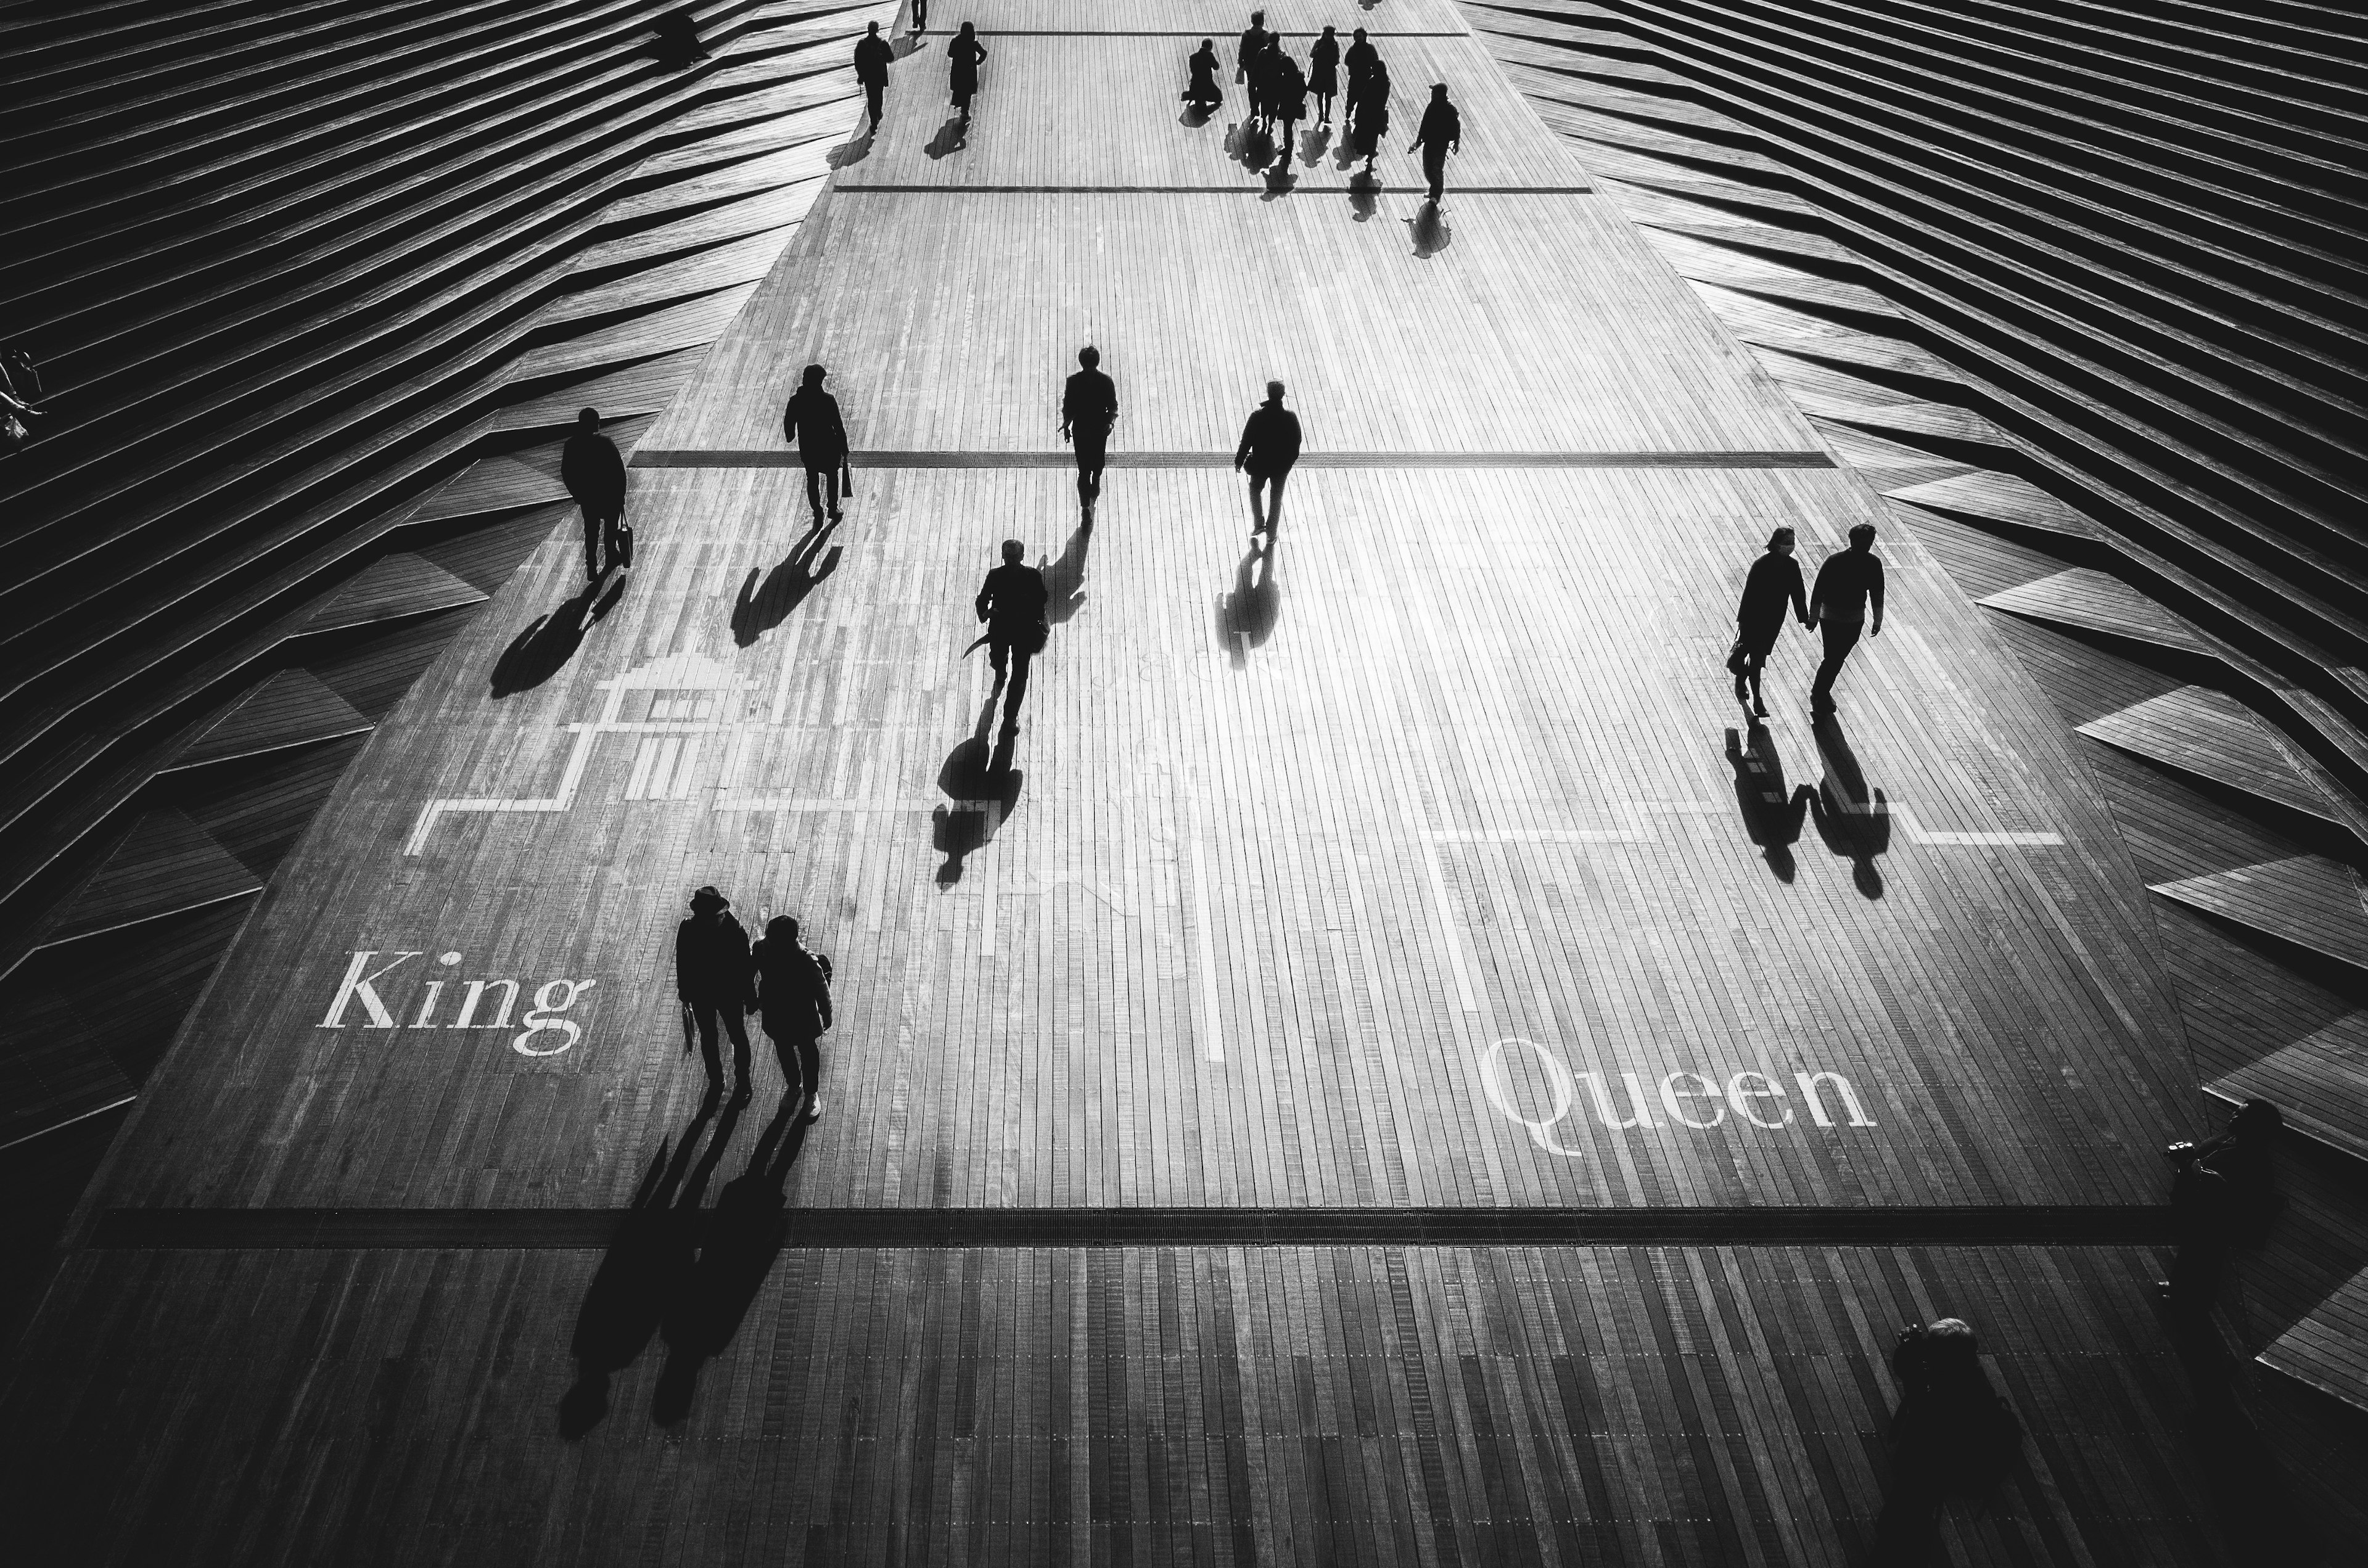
[1215,537,1281,668]
[933,696,1022,885]
[731,518,842,646]
[650,1093,816,1425]
[1042,523,1092,625]
[924,114,968,159]
[559,1088,748,1436]
[1809,713,1890,898]
[1407,199,1453,258]
[490,575,621,697]
[1725,723,1807,884]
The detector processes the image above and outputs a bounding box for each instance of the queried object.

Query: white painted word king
[318,950,598,1056]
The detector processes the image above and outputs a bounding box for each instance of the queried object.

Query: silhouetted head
[866,18,879,33]
[1001,539,1025,563]
[1923,1318,1979,1370]
[1251,10,1265,25]
[1200,36,1214,50]
[1767,525,1796,556]
[577,408,600,429]
[1322,24,1336,36]
[766,915,800,946]
[1354,27,1368,40]
[689,885,730,914]
[2232,1098,2284,1139]
[1431,83,1449,99]
[801,363,826,387]
[958,20,975,35]
[1848,522,1877,551]
[1078,345,1100,369]
[1265,379,1285,404]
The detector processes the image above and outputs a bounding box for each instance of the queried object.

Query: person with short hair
[1061,345,1118,519]
[1408,83,1462,202]
[1807,522,1884,714]
[752,914,833,1123]
[853,21,894,129]
[561,408,628,583]
[781,364,850,527]
[1342,28,1377,135]
[1234,380,1302,536]
[975,540,1050,734]
[1729,527,1811,717]
[676,886,757,1099]
[1309,26,1341,125]
[1351,57,1391,174]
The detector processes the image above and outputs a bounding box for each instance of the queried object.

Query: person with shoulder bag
[752,916,833,1123]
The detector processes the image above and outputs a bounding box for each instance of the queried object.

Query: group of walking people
[848,16,987,132]
[1190,17,1457,192]
[675,885,833,1118]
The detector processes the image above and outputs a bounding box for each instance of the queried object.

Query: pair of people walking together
[676,886,832,1120]
[1730,523,1884,716]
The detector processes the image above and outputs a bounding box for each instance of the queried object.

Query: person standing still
[854,21,894,129]
[1309,26,1340,125]
[975,541,1051,736]
[753,916,833,1123]
[562,408,628,585]
[781,364,850,527]
[1408,83,1461,202]
[1061,345,1118,520]
[1730,527,1810,718]
[948,22,987,120]
[1808,522,1884,714]
[1235,380,1301,536]
[676,885,757,1100]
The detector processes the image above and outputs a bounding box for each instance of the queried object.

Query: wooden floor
[3,1,2247,1561]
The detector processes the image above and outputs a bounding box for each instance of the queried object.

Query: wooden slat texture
[953,0,1473,32]
[298,554,490,634]
[2211,1014,2368,1162]
[168,669,374,770]
[1888,470,2099,543]
[2079,686,2342,826]
[36,808,262,945]
[1983,568,2213,655]
[2260,1263,2368,1413]
[2149,856,2368,977]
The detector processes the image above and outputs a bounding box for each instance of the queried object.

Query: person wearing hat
[676,886,757,1099]
[561,408,628,585]
[1408,82,1461,203]
[781,363,851,528]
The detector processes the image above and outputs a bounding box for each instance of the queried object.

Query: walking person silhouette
[1729,527,1810,717]
[1408,83,1461,202]
[676,885,757,1101]
[948,22,987,121]
[1352,58,1391,174]
[1270,51,1308,167]
[752,916,833,1124]
[1309,26,1341,125]
[562,408,627,587]
[1342,28,1377,135]
[853,21,894,131]
[781,364,850,527]
[1808,522,1885,714]
[910,0,928,36]
[1235,380,1301,536]
[975,541,1050,737]
[1061,346,1118,522]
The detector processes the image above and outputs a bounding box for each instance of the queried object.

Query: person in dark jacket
[1730,526,1810,716]
[1061,345,1118,518]
[1185,38,1224,112]
[1238,12,1272,86]
[1270,52,1308,165]
[752,915,833,1123]
[1408,83,1461,202]
[1309,27,1341,125]
[562,409,628,584]
[2158,1098,2284,1316]
[1352,59,1391,173]
[1808,522,1885,713]
[1342,28,1377,133]
[649,9,709,68]
[976,540,1051,733]
[854,21,894,129]
[781,364,850,527]
[1874,1318,2022,1561]
[948,22,987,119]
[1235,380,1302,536]
[676,885,757,1099]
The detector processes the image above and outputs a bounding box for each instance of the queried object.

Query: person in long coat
[1270,53,1308,165]
[1729,526,1809,715]
[1352,59,1391,173]
[1237,11,1271,84]
[561,408,627,583]
[1342,28,1378,133]
[948,22,987,119]
[1186,38,1223,110]
[676,885,757,1098]
[752,916,832,1123]
[1309,27,1341,124]
[853,21,894,129]
[781,364,850,525]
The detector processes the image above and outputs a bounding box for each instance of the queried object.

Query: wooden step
[2078,686,2351,831]
[34,808,262,947]
[2148,856,2368,978]
[1982,569,2213,654]
[2210,1015,2368,1164]
[2259,1262,2368,1416]
[1886,470,2097,543]
[166,668,374,771]
[297,554,488,637]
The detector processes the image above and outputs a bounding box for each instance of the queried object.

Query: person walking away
[1237,11,1270,86]
[1807,522,1884,713]
[975,541,1051,735]
[2158,1098,2284,1318]
[911,0,929,36]
[752,916,833,1123]
[1271,51,1307,165]
[1729,527,1809,717]
[1353,59,1391,173]
[676,886,757,1099]
[854,21,894,129]
[1309,27,1340,125]
[781,364,850,527]
[1408,83,1461,202]
[1061,345,1118,520]
[1342,28,1377,134]
[1185,38,1223,112]
[1235,380,1302,536]
[562,408,628,586]
[948,22,987,120]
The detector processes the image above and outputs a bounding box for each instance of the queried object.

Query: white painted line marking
[1188,834,1225,1063]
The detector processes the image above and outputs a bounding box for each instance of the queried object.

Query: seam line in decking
[832,184,1596,194]
[632,449,1836,469]
[85,1205,2174,1250]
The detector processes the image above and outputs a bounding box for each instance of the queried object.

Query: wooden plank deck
[0,0,2249,1559]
